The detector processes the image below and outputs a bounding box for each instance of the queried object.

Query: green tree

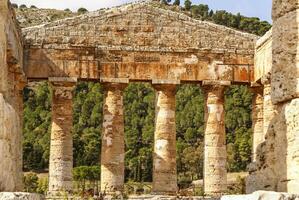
[77,7,88,14]
[19,4,27,9]
[124,83,155,182]
[184,0,192,11]
[173,0,180,6]
[11,3,18,8]
[23,173,39,193]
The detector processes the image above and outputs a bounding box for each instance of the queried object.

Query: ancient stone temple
[0,0,299,197]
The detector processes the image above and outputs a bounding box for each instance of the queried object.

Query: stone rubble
[0,193,43,200]
[221,191,299,200]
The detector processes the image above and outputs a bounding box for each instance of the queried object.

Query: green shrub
[11,3,18,8]
[23,173,38,193]
[37,177,48,194]
[178,176,192,189]
[19,4,27,9]
[227,175,246,194]
[193,186,204,196]
[73,166,101,195]
[77,7,88,14]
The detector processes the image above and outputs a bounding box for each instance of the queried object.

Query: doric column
[101,83,127,194]
[251,87,264,162]
[152,84,177,195]
[48,77,76,194]
[203,85,227,196]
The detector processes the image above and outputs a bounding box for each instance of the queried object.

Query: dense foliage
[170,0,271,36]
[22,0,271,183]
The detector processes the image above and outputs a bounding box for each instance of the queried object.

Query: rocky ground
[15,7,77,28]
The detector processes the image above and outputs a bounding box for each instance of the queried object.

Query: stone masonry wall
[23,1,257,53]
[271,0,299,103]
[0,94,22,192]
[271,0,299,193]
[0,0,24,192]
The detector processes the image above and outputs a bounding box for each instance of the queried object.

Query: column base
[151,191,177,196]
[46,191,73,199]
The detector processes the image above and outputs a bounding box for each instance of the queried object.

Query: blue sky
[11,0,272,23]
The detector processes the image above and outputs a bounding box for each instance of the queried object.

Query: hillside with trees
[19,0,271,188]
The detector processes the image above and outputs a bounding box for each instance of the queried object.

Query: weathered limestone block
[272,8,299,103]
[262,79,276,135]
[0,193,43,200]
[272,0,299,20]
[274,99,299,193]
[0,19,7,95]
[203,85,226,196]
[48,79,76,193]
[0,94,23,192]
[152,84,177,195]
[101,83,127,194]
[271,0,299,194]
[251,87,264,162]
[222,191,299,200]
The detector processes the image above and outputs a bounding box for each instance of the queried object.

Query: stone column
[203,85,227,196]
[251,87,264,162]
[101,83,126,194]
[152,84,177,195]
[48,78,76,194]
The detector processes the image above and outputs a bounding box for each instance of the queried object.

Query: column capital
[14,72,27,91]
[201,80,229,93]
[49,77,77,87]
[260,73,271,85]
[49,77,77,100]
[249,86,264,95]
[152,84,177,93]
[201,84,226,103]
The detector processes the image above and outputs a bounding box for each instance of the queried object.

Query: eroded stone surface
[251,87,264,162]
[0,94,22,192]
[203,85,227,196]
[152,84,177,195]
[272,9,299,104]
[0,0,24,192]
[272,0,299,20]
[101,83,126,194]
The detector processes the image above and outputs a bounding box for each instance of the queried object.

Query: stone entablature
[254,29,272,83]
[22,1,257,84]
